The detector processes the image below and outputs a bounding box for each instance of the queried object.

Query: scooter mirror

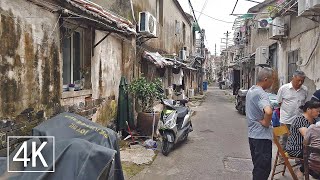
[179,99,188,106]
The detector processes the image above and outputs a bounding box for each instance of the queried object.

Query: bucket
[188,89,194,98]
[203,81,208,91]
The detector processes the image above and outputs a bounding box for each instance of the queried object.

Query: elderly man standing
[277,70,308,149]
[246,67,274,180]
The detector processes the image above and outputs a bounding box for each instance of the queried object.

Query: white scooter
[158,99,192,156]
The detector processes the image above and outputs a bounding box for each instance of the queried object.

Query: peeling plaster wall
[277,16,320,99]
[0,0,61,118]
[121,38,136,82]
[91,31,122,123]
[92,31,122,99]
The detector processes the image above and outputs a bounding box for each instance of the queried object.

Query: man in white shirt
[277,70,308,148]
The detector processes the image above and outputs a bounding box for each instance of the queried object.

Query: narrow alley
[2,0,320,179]
[131,87,253,180]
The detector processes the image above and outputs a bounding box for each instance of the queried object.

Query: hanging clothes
[172,68,183,85]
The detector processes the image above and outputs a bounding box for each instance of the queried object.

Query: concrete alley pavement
[131,87,253,180]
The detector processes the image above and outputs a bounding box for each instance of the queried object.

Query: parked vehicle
[235,90,278,116]
[235,89,248,115]
[158,99,192,156]
[268,93,279,109]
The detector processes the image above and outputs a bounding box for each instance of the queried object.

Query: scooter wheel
[184,133,189,141]
[162,140,173,156]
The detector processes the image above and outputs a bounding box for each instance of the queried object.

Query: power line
[244,0,261,3]
[231,0,239,15]
[197,0,208,21]
[194,10,233,24]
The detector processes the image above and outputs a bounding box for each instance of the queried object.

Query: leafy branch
[128,77,164,112]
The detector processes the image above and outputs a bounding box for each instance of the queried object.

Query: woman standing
[286,101,320,158]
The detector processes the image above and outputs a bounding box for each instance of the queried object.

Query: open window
[62,25,90,92]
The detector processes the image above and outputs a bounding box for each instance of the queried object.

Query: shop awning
[142,51,174,68]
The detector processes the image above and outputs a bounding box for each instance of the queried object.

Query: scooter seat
[238,89,248,96]
[175,107,188,119]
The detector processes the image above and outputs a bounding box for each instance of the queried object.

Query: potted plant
[128,77,164,136]
[68,83,75,92]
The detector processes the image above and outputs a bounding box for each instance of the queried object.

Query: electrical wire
[42,14,61,45]
[194,10,233,24]
[129,0,136,24]
[197,0,208,21]
[297,27,320,67]
[231,0,239,15]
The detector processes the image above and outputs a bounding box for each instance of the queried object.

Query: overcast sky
[178,0,264,55]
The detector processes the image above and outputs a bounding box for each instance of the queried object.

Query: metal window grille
[287,50,299,82]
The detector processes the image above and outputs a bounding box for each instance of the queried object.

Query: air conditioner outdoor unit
[139,11,157,37]
[270,17,285,39]
[179,49,187,61]
[258,18,271,29]
[255,46,269,66]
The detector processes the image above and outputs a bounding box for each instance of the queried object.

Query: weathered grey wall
[276,16,319,98]
[132,0,192,54]
[89,0,133,21]
[92,31,122,100]
[0,0,61,118]
[249,8,276,54]
[90,31,120,124]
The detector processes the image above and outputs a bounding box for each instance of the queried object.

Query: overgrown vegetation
[122,162,146,179]
[128,77,164,112]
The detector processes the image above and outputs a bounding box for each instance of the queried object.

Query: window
[175,20,181,35]
[62,27,83,86]
[182,22,186,44]
[287,50,299,82]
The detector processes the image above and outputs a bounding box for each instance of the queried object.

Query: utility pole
[215,44,217,57]
[223,31,231,80]
[224,31,231,53]
[199,29,205,95]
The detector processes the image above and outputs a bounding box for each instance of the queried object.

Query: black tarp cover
[0,113,124,180]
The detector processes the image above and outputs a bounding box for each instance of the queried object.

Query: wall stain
[24,28,37,104]
[49,42,60,105]
[96,98,117,126]
[0,8,61,118]
[0,10,22,118]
